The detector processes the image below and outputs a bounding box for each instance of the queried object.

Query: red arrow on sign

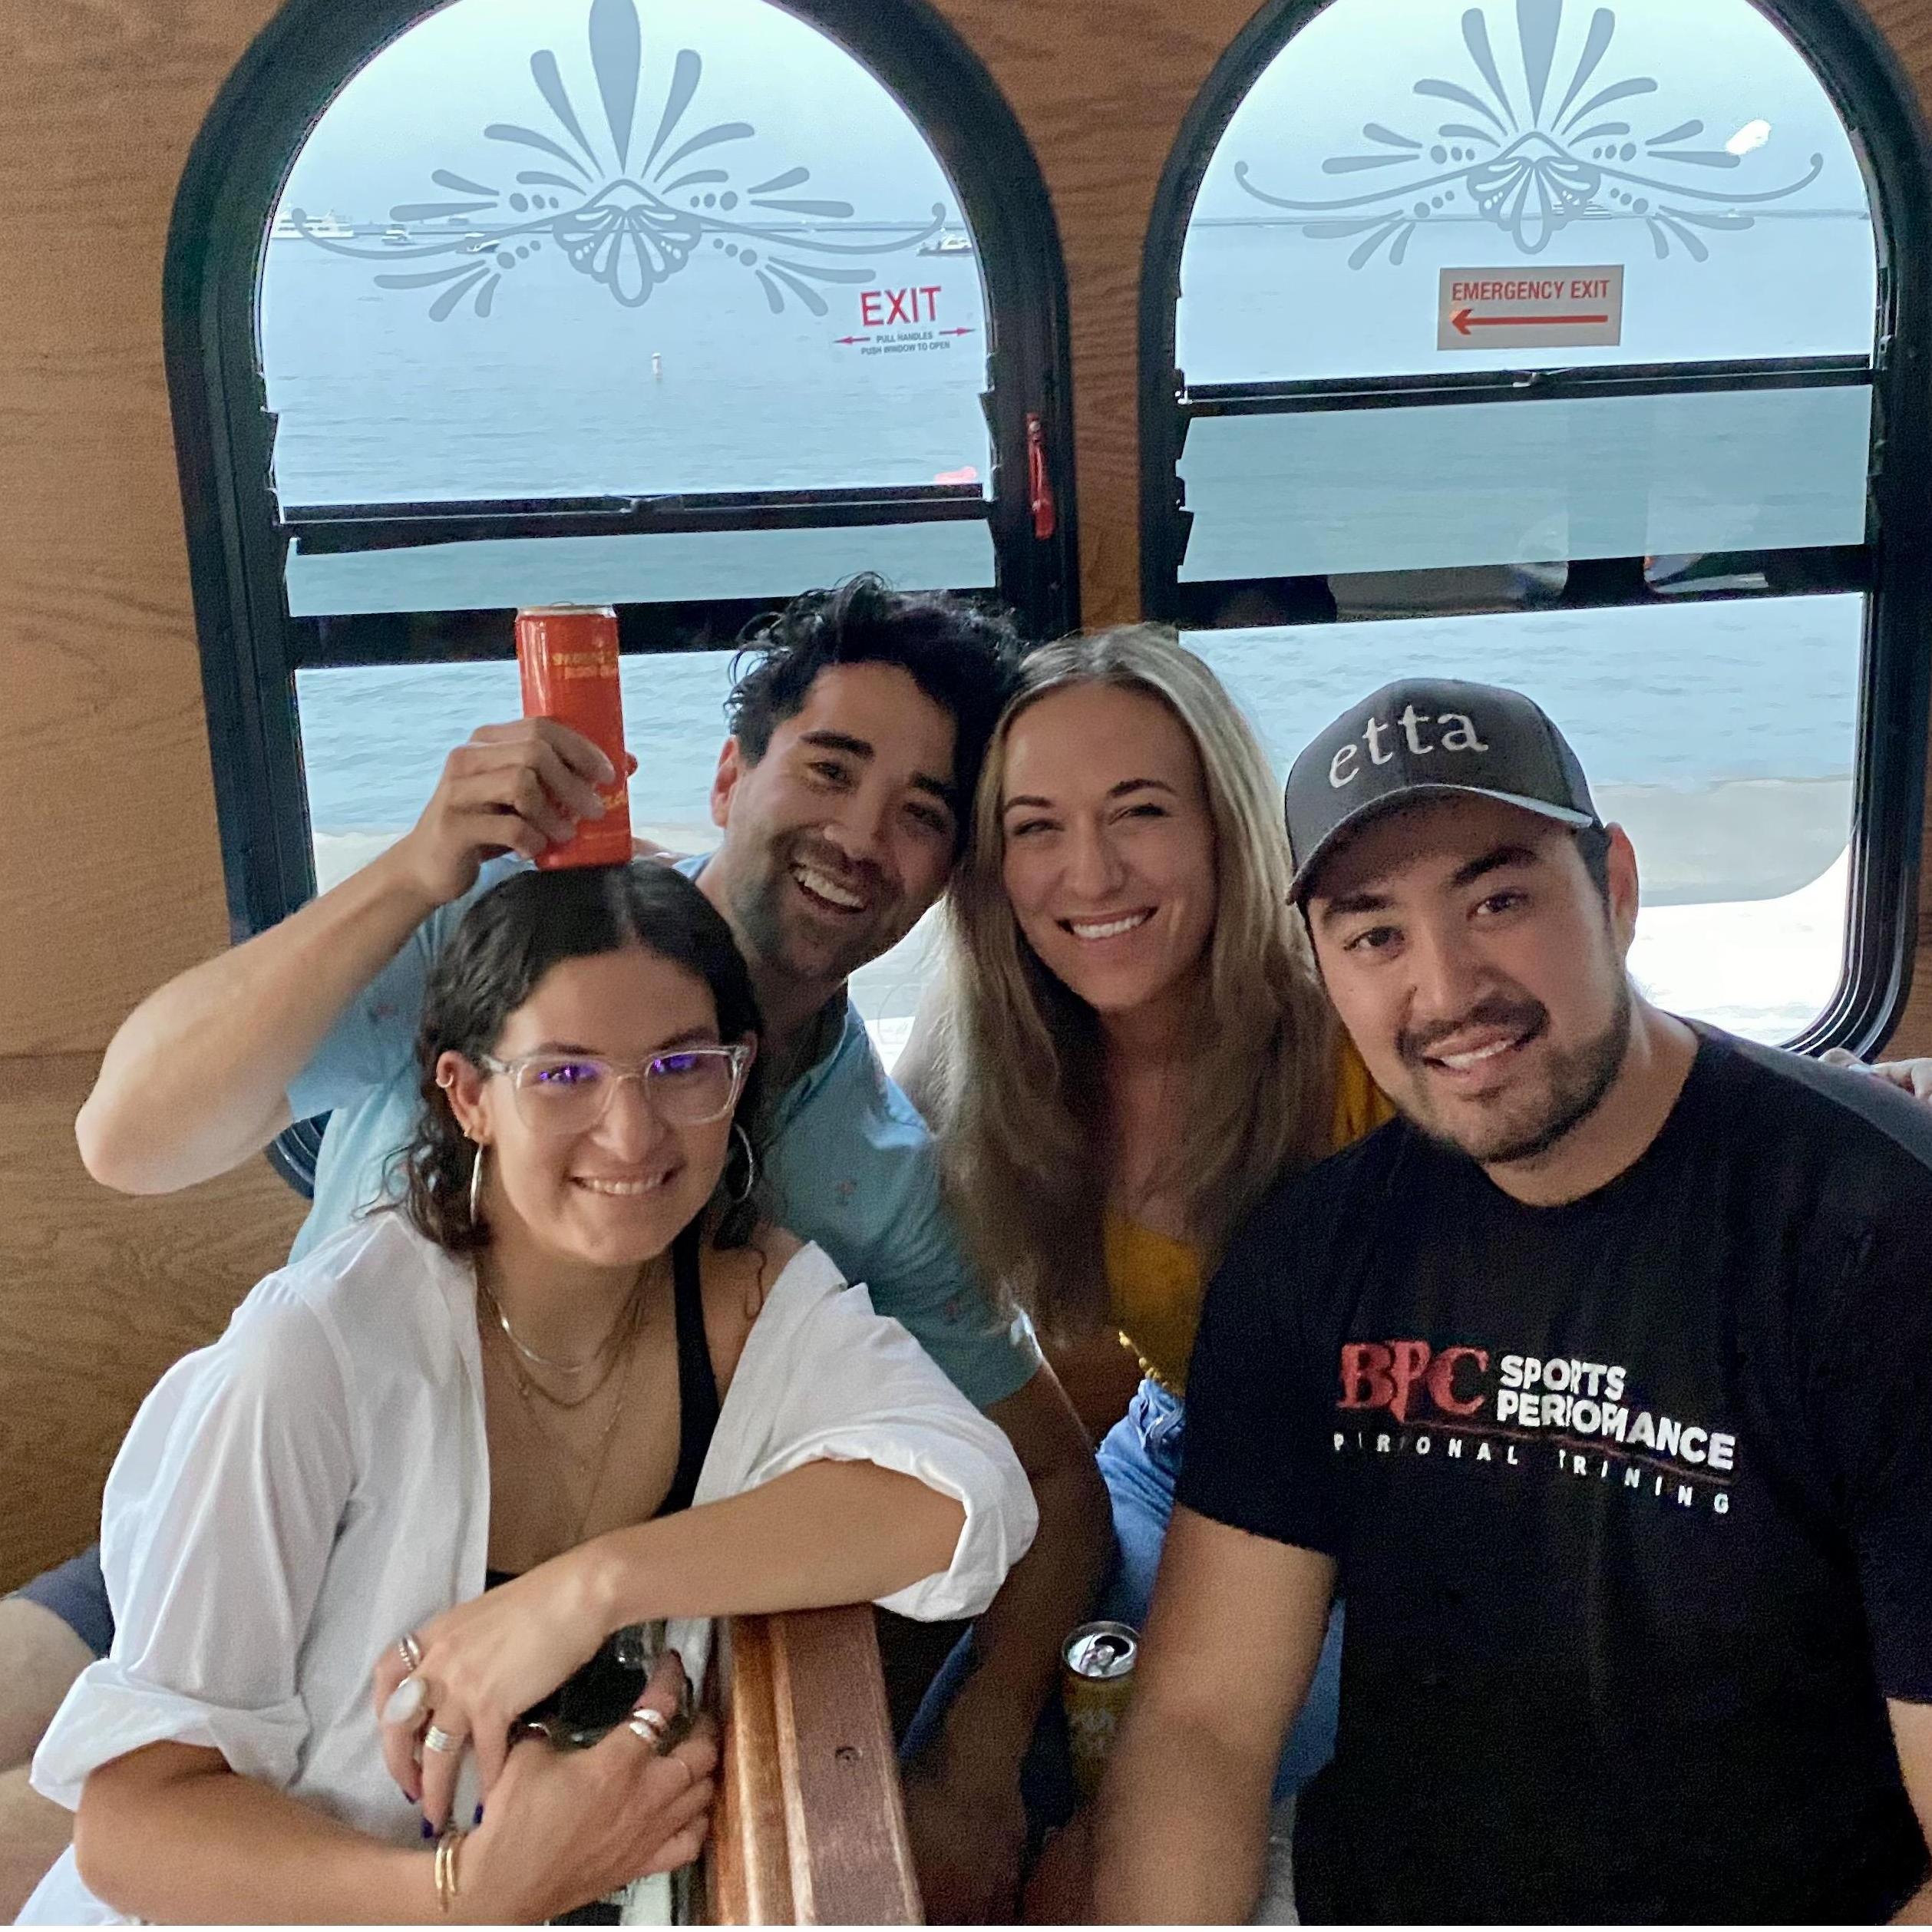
[938,326,975,337]
[1452,307,1611,335]
[833,334,865,345]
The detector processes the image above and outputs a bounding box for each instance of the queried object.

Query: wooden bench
[702,1607,923,1924]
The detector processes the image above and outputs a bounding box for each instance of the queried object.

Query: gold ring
[424,1723,464,1755]
[398,1632,424,1673]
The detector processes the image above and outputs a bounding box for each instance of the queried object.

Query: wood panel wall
[2,0,1930,1589]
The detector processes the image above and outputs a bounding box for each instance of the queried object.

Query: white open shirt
[21,1213,1037,1924]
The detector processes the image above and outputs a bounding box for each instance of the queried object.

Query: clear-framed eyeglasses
[475,1044,751,1133]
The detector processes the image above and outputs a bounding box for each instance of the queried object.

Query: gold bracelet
[434,1826,467,1916]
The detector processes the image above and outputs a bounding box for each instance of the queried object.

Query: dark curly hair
[397,864,767,1257]
[725,574,1023,850]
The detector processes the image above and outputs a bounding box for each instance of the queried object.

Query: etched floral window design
[259,0,994,500]
[274,0,952,319]
[1180,0,1876,381]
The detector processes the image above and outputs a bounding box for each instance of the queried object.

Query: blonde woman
[904,626,1387,1835]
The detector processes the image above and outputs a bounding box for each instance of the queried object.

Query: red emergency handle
[1026,411,1057,542]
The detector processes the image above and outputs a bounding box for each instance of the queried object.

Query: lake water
[299,596,1864,837]
[266,220,1878,1040]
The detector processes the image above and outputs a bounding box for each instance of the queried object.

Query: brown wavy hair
[727,575,1022,853]
[934,627,1338,1343]
[397,864,767,1256]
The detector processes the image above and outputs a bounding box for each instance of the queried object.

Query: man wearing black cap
[1091,680,1932,1924]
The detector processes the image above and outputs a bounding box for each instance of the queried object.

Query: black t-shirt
[1178,1029,1932,1924]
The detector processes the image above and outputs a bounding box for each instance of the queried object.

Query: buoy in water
[652,352,662,381]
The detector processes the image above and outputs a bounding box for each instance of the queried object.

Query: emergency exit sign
[1437,266,1624,350]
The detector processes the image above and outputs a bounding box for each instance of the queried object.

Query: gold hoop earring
[468,1143,486,1227]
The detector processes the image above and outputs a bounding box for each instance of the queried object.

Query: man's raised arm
[1884,1701,1932,1921]
[76,722,611,1194]
[1091,1507,1336,1924]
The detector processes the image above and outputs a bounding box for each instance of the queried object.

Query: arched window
[1143,0,1932,1048]
[167,0,1073,1185]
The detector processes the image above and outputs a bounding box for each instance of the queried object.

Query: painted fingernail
[421,1818,434,1841]
[474,1804,484,1826]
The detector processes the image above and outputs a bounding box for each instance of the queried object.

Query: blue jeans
[1096,1378,1343,1801]
[904,1377,1343,1831]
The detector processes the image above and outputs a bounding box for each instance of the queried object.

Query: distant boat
[381,226,411,247]
[269,212,300,240]
[917,230,973,256]
[304,210,353,239]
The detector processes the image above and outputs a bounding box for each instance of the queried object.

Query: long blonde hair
[936,626,1336,1343]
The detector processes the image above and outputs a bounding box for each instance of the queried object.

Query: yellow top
[1106,1037,1393,1393]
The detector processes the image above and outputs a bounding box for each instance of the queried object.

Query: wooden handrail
[703,1606,923,1925]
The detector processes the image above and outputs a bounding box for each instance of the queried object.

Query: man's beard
[1399,976,1634,1168]
[727,831,898,989]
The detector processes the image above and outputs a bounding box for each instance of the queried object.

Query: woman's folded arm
[77,1679,721,1927]
[704,1257,1040,1621]
[76,1742,438,1925]
[580,1459,966,1631]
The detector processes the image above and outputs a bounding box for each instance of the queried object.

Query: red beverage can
[514,605,632,869]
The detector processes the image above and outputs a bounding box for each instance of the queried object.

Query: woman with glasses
[21,862,1035,1926]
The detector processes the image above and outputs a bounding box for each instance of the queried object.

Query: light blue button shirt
[286,857,1041,1411]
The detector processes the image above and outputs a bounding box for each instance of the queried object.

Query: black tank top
[484,1222,721,1738]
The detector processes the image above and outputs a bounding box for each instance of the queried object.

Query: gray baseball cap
[1286,678,1600,903]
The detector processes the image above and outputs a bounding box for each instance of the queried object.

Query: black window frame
[1140,0,1932,1056]
[165,0,1078,1191]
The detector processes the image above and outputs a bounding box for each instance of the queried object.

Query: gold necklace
[489,1311,643,1547]
[499,1326,620,1411]
[476,1259,660,1410]
[479,1269,644,1377]
[501,1332,626,1458]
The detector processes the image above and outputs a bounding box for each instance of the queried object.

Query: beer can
[1062,1620,1138,1801]
[514,604,632,869]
